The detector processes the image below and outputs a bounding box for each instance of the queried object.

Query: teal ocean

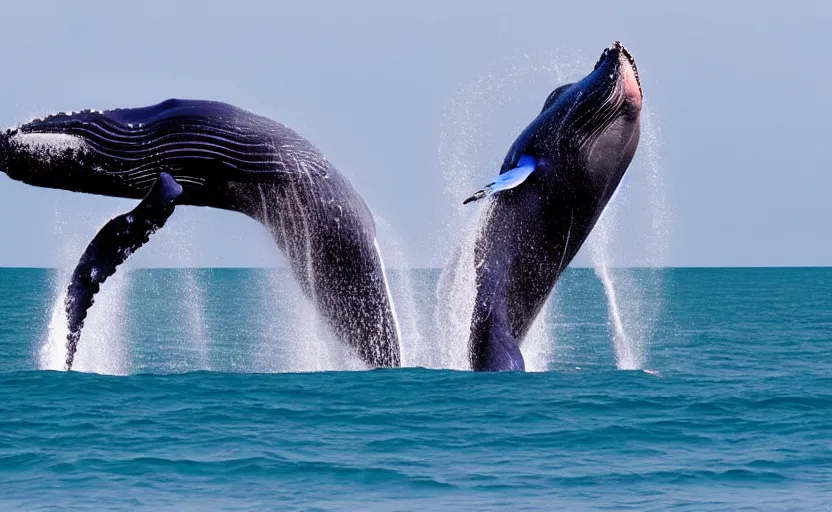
[0,268,830,510]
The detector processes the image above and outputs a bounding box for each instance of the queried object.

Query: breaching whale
[0,99,401,370]
[462,41,643,371]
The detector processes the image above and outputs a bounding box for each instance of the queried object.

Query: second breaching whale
[0,100,401,370]
[461,41,644,371]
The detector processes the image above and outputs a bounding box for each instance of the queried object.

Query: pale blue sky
[0,0,829,267]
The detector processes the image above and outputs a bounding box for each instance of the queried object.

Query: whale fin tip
[463,155,537,205]
[463,188,490,205]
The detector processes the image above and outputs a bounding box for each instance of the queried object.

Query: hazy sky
[0,0,829,268]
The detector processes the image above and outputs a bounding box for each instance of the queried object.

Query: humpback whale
[0,99,401,370]
[463,41,643,371]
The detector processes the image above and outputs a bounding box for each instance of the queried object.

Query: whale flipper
[64,172,183,370]
[463,155,537,205]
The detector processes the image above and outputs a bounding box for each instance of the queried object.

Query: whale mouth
[594,41,642,97]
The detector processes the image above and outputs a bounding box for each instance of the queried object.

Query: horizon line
[1,265,832,270]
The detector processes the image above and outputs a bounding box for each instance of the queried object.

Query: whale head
[0,100,255,203]
[575,40,642,185]
[0,111,154,200]
[506,41,642,197]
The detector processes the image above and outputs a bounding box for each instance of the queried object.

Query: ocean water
[0,267,830,511]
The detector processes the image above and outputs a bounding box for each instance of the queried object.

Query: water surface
[0,268,829,510]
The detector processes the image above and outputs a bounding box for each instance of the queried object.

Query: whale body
[0,99,401,369]
[463,42,644,371]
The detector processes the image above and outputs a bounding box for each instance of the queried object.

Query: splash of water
[252,184,363,373]
[180,269,211,369]
[590,248,644,369]
[519,308,553,372]
[252,267,360,373]
[61,270,131,374]
[40,200,220,374]
[40,272,130,375]
[587,99,670,370]
[154,209,212,371]
[641,102,671,266]
[373,217,428,368]
[39,206,131,374]
[433,206,490,370]
[141,206,212,371]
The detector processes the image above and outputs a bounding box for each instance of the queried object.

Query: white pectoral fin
[462,155,537,205]
[492,155,536,191]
